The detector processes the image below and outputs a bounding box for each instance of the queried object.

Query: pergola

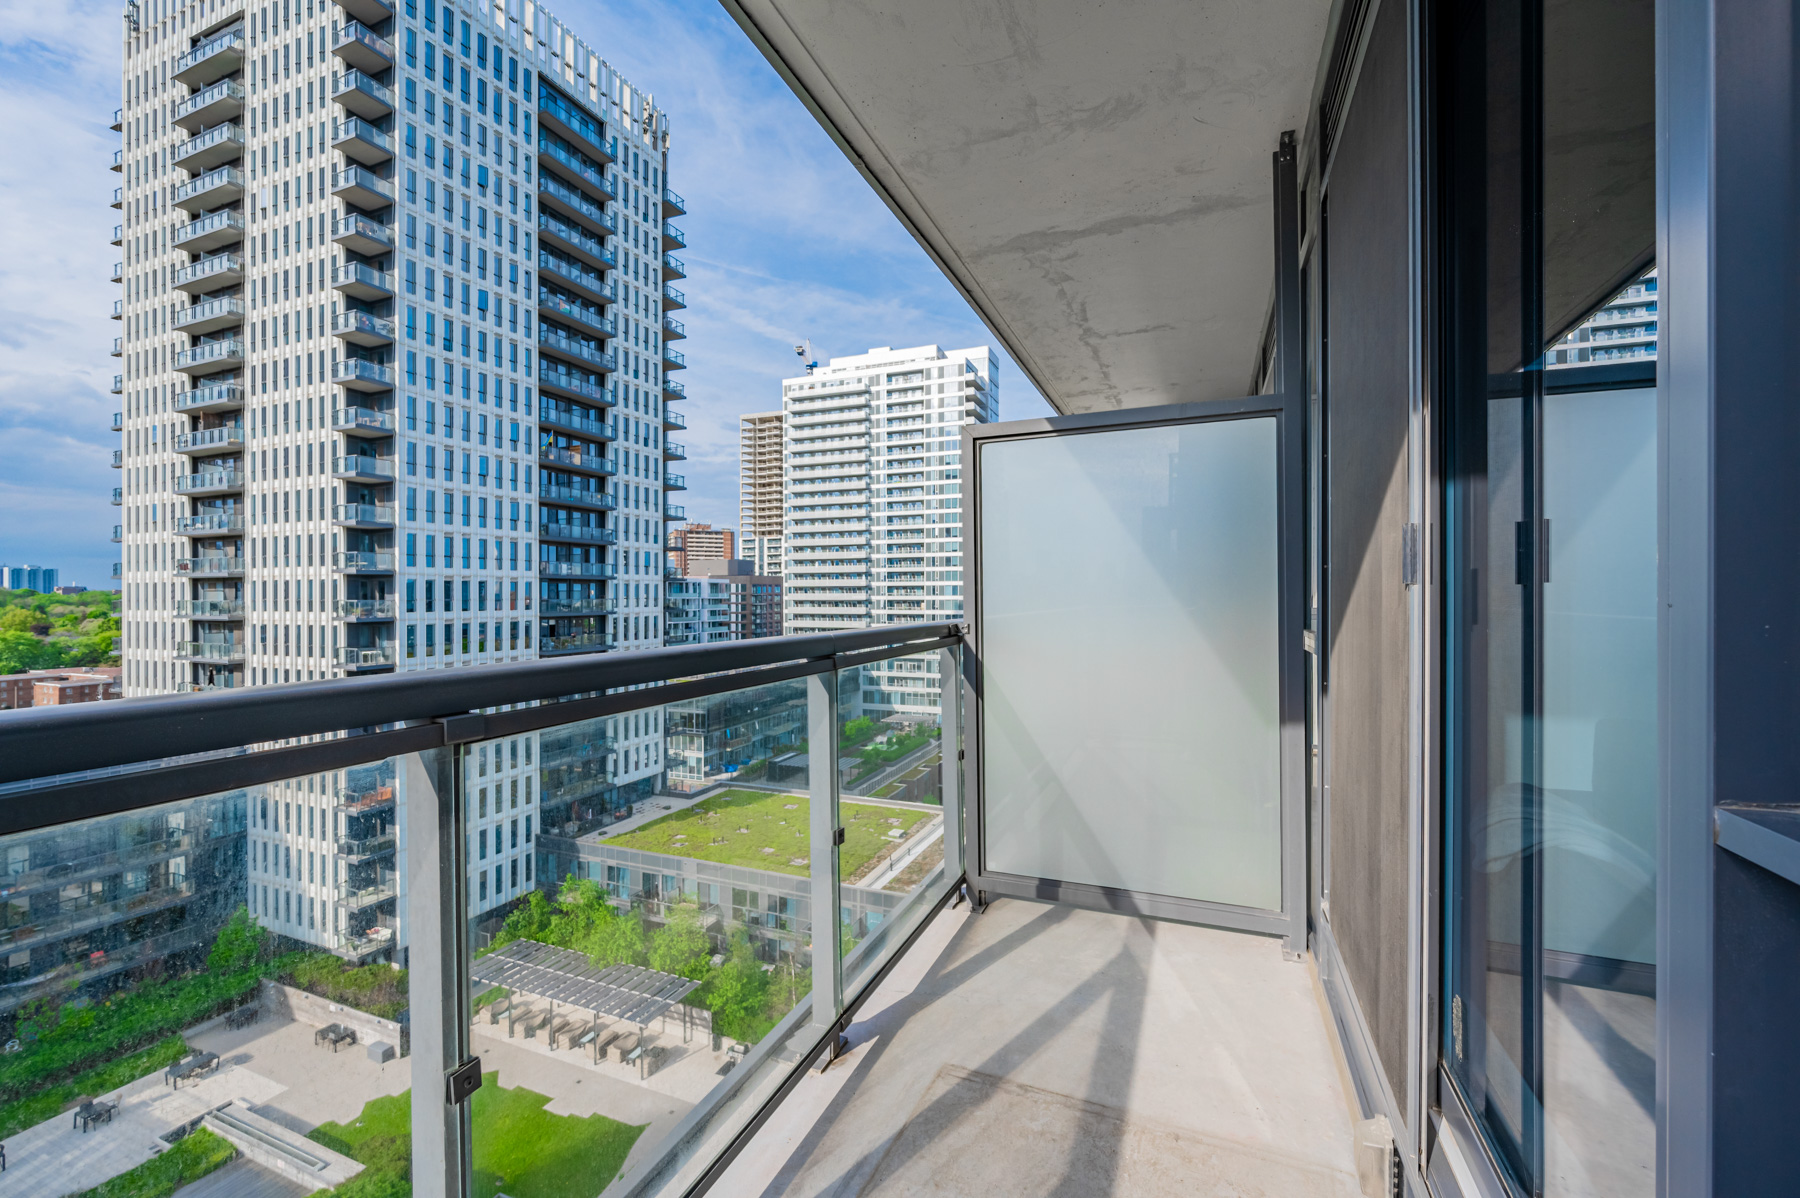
[470,939,702,1051]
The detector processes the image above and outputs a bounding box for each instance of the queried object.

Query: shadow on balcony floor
[719,898,1363,1197]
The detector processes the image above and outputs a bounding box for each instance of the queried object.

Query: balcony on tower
[333,69,394,120]
[331,22,394,74]
[331,308,396,347]
[172,29,245,87]
[174,79,245,132]
[331,357,396,392]
[331,166,396,211]
[172,210,245,255]
[331,213,394,257]
[332,406,396,438]
[174,338,245,376]
[332,261,395,302]
[175,166,245,213]
[174,297,246,336]
[332,117,395,166]
[332,455,397,484]
[174,252,244,293]
[173,425,245,457]
[172,123,245,174]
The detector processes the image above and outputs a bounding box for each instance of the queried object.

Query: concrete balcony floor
[718,899,1361,1198]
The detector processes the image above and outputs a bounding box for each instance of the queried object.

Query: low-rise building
[0,667,123,709]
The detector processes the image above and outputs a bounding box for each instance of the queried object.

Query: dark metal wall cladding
[1323,0,1414,1114]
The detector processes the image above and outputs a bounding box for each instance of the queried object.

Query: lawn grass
[65,1126,236,1198]
[602,790,931,879]
[310,1072,646,1198]
[0,1034,187,1140]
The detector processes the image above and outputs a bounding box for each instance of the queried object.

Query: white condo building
[780,345,996,717]
[113,0,686,955]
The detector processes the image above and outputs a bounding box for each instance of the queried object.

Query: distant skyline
[0,0,1051,589]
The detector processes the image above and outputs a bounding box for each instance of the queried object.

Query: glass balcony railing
[539,363,608,402]
[332,455,397,480]
[174,425,245,454]
[537,134,609,193]
[539,403,616,439]
[332,116,395,159]
[173,469,244,495]
[664,406,688,429]
[176,641,244,662]
[538,251,607,296]
[663,252,686,279]
[662,221,687,248]
[332,262,395,297]
[333,502,397,526]
[538,89,610,159]
[538,445,615,474]
[536,290,614,339]
[173,597,245,618]
[331,309,397,343]
[663,187,686,214]
[174,253,243,288]
[172,553,245,574]
[332,166,397,206]
[663,346,686,369]
[174,297,246,331]
[332,358,397,389]
[175,340,245,372]
[663,282,686,309]
[333,550,398,572]
[333,68,395,116]
[175,512,244,535]
[332,406,396,435]
[331,213,396,253]
[173,30,243,86]
[538,483,616,509]
[175,382,245,412]
[336,598,398,620]
[175,79,245,125]
[664,502,687,520]
[539,327,615,371]
[538,560,618,579]
[538,172,616,228]
[538,521,617,545]
[0,624,959,1198]
[332,21,394,71]
[173,168,245,215]
[538,212,614,264]
[172,122,245,168]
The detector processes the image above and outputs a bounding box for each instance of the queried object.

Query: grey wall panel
[1323,0,1414,1112]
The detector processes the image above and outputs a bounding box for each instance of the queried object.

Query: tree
[207,905,268,975]
[0,631,58,674]
[585,910,646,968]
[704,930,770,1041]
[649,900,711,980]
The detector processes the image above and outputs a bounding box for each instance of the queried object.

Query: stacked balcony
[327,19,401,676]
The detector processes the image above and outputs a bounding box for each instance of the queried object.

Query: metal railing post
[807,669,843,1046]
[404,745,473,1196]
[940,642,965,882]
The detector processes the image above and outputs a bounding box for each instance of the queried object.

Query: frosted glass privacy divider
[976,415,1283,912]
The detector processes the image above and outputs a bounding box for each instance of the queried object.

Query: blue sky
[0,0,1050,590]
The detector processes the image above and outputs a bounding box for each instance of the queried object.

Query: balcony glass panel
[0,781,410,1195]
[979,417,1281,910]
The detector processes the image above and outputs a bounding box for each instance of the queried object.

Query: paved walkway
[0,1057,285,1198]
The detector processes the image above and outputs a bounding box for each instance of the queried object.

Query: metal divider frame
[963,136,1307,952]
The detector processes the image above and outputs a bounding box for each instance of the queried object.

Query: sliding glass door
[1438,0,1657,1192]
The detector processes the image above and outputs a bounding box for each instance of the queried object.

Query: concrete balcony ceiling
[723,0,1331,412]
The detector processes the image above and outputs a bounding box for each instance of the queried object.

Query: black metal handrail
[0,624,962,835]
